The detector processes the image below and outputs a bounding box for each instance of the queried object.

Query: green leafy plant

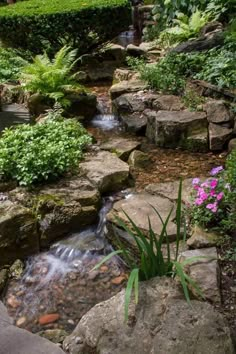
[0,47,28,83]
[20,46,84,107]
[159,10,212,47]
[93,180,204,320]
[0,117,92,186]
[182,88,205,111]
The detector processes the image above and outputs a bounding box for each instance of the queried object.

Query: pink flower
[206,202,218,213]
[210,179,218,189]
[216,192,224,201]
[192,178,200,185]
[201,181,209,188]
[210,190,216,197]
[210,166,223,176]
[195,198,204,206]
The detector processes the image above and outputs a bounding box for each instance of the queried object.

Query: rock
[9,176,101,247]
[9,259,24,279]
[171,31,224,53]
[145,110,208,150]
[28,93,53,117]
[200,21,223,36]
[209,123,233,151]
[126,44,145,57]
[145,178,193,204]
[120,112,148,134]
[100,137,141,161]
[139,41,157,52]
[39,313,60,325]
[80,151,130,194]
[184,131,209,152]
[112,92,158,114]
[228,138,236,153]
[110,80,148,100]
[64,92,97,120]
[38,329,68,344]
[0,269,8,294]
[113,68,138,83]
[0,83,25,105]
[16,317,27,327]
[128,150,151,168]
[107,192,177,240]
[0,301,64,354]
[179,247,220,304]
[187,225,221,248]
[205,100,233,124]
[63,277,234,354]
[152,95,185,111]
[111,275,126,285]
[0,200,39,266]
[101,44,126,63]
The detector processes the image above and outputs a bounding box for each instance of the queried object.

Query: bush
[0,117,92,186]
[0,47,28,83]
[20,46,84,107]
[0,0,131,53]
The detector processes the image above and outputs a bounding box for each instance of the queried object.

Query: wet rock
[145,178,193,204]
[65,92,97,120]
[109,80,148,100]
[128,150,151,168]
[228,138,236,153]
[107,192,177,240]
[0,200,39,266]
[63,277,234,354]
[187,225,221,249]
[145,109,208,151]
[179,247,220,304]
[209,123,233,151]
[205,100,233,124]
[0,301,64,354]
[0,269,8,294]
[100,137,141,161]
[120,111,148,134]
[9,259,24,279]
[39,314,60,325]
[38,329,68,344]
[80,151,130,193]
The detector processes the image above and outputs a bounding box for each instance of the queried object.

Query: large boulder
[100,137,141,161]
[110,80,148,100]
[107,192,177,241]
[80,151,130,194]
[187,225,220,249]
[119,111,148,134]
[9,176,101,247]
[65,92,97,120]
[209,123,233,151]
[145,109,208,151]
[0,200,39,266]
[205,100,233,124]
[63,277,234,354]
[0,301,64,354]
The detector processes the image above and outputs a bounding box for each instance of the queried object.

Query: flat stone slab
[100,137,141,161]
[109,80,148,100]
[107,192,177,240]
[0,301,64,354]
[0,104,30,132]
[187,225,220,249]
[80,150,130,193]
[179,247,220,304]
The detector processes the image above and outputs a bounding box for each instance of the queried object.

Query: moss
[32,194,64,219]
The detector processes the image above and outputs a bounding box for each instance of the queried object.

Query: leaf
[124,268,139,321]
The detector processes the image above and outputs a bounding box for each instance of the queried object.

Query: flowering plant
[190,166,229,229]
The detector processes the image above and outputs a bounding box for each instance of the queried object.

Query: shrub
[94,181,204,320]
[0,0,131,54]
[20,46,84,107]
[0,117,92,186]
[0,47,28,83]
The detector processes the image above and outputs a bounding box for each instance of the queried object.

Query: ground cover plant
[94,181,203,320]
[0,117,92,186]
[0,47,28,83]
[0,0,131,53]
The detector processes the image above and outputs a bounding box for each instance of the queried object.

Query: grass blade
[91,250,123,271]
[124,268,139,321]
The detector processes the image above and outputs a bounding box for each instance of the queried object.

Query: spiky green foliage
[93,181,205,320]
[20,46,84,107]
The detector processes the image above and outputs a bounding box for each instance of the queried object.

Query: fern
[20,46,84,107]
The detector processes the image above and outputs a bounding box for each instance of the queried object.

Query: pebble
[75,336,83,344]
[111,276,126,285]
[7,295,21,308]
[16,316,27,327]
[100,266,108,272]
[67,319,75,325]
[39,313,60,325]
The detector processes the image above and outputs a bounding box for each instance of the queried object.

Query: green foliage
[20,46,84,107]
[195,47,236,89]
[0,117,92,186]
[159,10,211,47]
[182,88,205,111]
[94,181,204,320]
[223,150,236,232]
[0,47,28,83]
[0,0,131,54]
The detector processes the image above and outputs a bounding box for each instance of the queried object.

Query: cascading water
[5,195,127,333]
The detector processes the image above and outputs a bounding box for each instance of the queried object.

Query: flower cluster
[190,166,229,228]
